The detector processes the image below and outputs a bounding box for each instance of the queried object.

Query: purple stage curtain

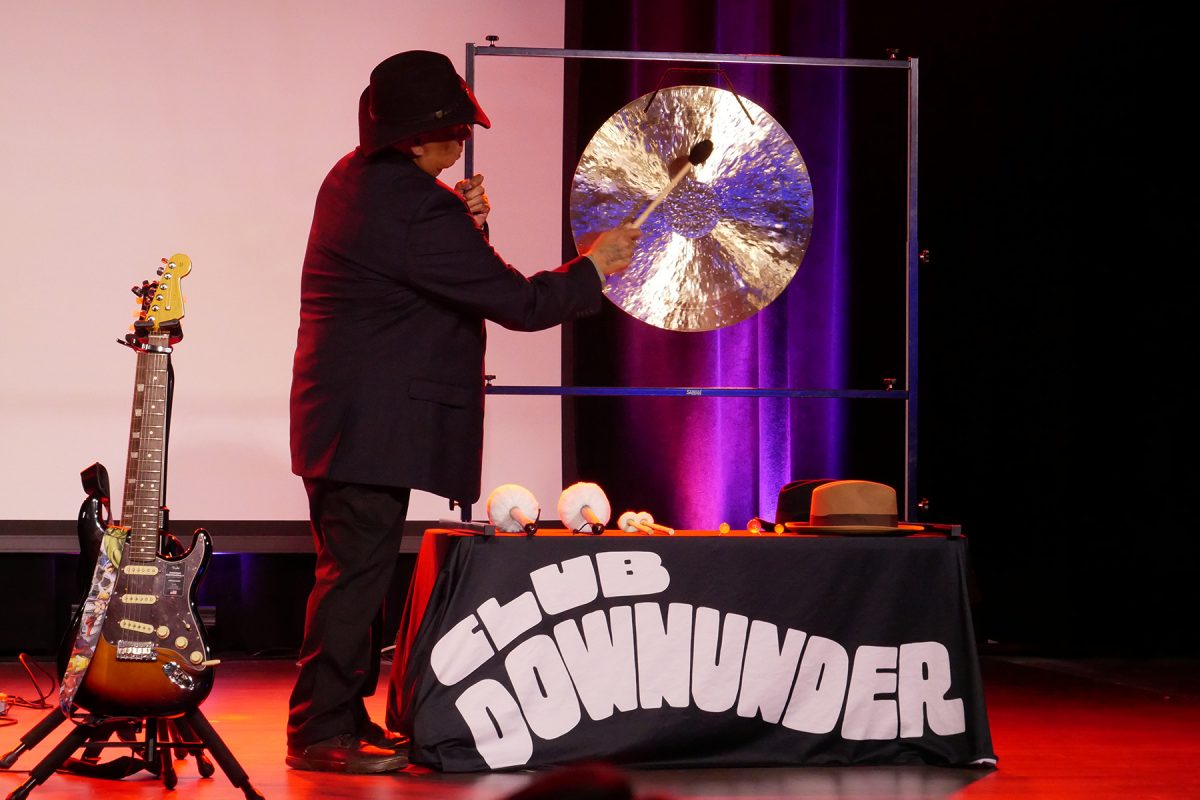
[565,1,872,529]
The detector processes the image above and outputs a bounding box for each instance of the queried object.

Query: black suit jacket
[290,149,602,503]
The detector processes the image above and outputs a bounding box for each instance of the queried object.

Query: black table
[387,529,996,772]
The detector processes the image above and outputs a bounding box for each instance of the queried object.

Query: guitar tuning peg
[131,285,143,297]
[161,257,169,264]
[156,267,165,276]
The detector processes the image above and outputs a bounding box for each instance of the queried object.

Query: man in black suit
[286,50,639,773]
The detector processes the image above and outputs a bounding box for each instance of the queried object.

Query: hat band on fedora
[810,513,899,527]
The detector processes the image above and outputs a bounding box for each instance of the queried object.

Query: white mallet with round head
[618,510,654,535]
[486,483,541,535]
[558,482,610,535]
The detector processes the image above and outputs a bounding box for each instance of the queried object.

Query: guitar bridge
[116,640,156,661]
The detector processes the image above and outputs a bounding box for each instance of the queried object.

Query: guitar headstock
[130,253,191,344]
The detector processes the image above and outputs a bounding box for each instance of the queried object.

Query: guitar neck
[120,331,171,563]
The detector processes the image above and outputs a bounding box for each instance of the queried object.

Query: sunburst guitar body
[71,532,215,717]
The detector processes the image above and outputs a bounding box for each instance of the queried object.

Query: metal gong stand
[462,40,921,519]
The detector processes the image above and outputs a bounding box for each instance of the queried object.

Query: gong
[569,85,814,332]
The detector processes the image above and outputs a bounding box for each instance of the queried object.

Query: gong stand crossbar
[486,386,909,400]
[464,42,920,519]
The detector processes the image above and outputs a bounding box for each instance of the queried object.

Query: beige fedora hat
[785,480,925,534]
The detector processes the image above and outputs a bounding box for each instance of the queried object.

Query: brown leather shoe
[285,734,408,773]
[361,721,410,751]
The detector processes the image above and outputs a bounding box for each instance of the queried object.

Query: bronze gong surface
[570,85,814,331]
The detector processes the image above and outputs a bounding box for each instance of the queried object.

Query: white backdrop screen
[0,1,569,522]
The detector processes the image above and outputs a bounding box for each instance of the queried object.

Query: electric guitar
[66,254,216,718]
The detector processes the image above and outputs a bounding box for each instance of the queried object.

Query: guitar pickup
[119,594,157,605]
[118,619,155,634]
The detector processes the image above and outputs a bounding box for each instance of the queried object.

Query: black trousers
[287,478,411,747]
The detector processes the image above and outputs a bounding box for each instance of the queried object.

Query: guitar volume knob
[157,626,170,638]
[189,651,203,664]
[175,636,188,648]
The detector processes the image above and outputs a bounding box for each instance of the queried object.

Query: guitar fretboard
[121,332,170,564]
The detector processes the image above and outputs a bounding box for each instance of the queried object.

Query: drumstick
[631,139,714,228]
[638,511,674,536]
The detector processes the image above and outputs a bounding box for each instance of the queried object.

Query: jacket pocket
[409,378,470,409]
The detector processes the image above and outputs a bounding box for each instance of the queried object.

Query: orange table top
[424,526,948,539]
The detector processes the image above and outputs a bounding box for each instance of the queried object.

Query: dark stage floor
[1,655,1198,799]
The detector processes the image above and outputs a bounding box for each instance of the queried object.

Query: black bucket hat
[358,50,491,155]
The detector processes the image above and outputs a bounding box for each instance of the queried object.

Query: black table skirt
[387,530,996,772]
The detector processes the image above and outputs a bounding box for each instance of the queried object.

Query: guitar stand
[1,706,263,799]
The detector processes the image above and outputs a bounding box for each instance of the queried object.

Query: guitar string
[138,344,166,637]
[120,338,168,643]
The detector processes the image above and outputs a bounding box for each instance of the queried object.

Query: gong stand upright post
[463,42,920,520]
